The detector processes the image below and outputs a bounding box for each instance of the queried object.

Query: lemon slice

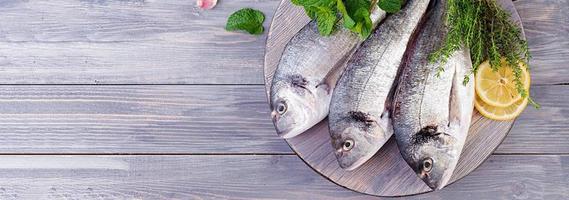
[475,59,530,107]
[475,94,528,121]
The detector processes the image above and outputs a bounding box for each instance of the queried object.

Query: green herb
[314,4,338,36]
[378,0,403,13]
[429,0,538,108]
[292,0,403,38]
[225,8,265,35]
[342,0,374,38]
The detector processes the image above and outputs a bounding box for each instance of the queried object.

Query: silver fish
[392,0,475,190]
[270,7,386,139]
[328,0,431,171]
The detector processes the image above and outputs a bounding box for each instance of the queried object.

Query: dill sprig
[429,0,538,108]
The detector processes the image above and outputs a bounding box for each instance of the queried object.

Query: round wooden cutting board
[264,0,524,196]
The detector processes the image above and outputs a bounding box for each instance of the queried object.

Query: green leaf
[378,0,402,13]
[292,0,337,32]
[357,9,373,38]
[347,7,372,38]
[225,8,265,35]
[291,0,303,6]
[291,0,376,37]
[314,6,337,36]
[341,0,373,38]
[337,0,355,28]
[344,0,371,13]
[293,0,335,7]
[304,6,319,19]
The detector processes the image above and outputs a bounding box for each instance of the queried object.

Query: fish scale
[328,0,431,171]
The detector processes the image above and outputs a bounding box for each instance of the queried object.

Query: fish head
[270,77,328,139]
[330,111,388,171]
[405,125,460,190]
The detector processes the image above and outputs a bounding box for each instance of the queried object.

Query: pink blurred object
[196,0,217,10]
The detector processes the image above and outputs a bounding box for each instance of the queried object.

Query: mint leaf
[303,6,319,20]
[293,0,336,21]
[292,0,378,37]
[225,8,265,35]
[351,7,372,38]
[378,0,402,13]
[338,0,372,39]
[337,0,355,28]
[345,0,371,12]
[342,0,373,38]
[293,0,335,8]
[293,0,337,36]
[314,6,337,36]
[291,0,303,5]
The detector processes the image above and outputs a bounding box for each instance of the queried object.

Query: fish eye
[342,139,354,151]
[276,102,287,114]
[422,157,433,172]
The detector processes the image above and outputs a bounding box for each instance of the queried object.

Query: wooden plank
[497,85,569,153]
[514,0,569,85]
[0,85,289,153]
[0,155,564,199]
[0,0,565,84]
[0,85,564,154]
[0,0,279,84]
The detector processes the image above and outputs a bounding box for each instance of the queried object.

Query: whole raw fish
[328,0,431,170]
[392,0,475,190]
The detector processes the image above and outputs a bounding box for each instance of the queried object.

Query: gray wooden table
[0,0,567,199]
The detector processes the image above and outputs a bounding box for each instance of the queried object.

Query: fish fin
[315,82,331,94]
[448,48,475,137]
[386,53,408,117]
[317,46,357,95]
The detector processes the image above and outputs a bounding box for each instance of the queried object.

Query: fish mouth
[336,150,375,171]
[341,157,368,171]
[276,126,304,139]
[276,119,315,139]
[422,177,450,190]
[418,170,453,190]
[273,117,297,138]
[434,168,455,190]
[277,129,295,139]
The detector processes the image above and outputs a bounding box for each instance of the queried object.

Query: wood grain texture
[0,0,565,84]
[514,0,569,85]
[0,85,565,154]
[0,85,288,153]
[0,155,564,199]
[498,85,569,154]
[0,0,279,84]
[263,0,526,196]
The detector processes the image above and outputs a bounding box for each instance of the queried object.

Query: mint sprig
[224,1,404,37]
[292,0,403,38]
[225,8,265,35]
[314,6,337,35]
